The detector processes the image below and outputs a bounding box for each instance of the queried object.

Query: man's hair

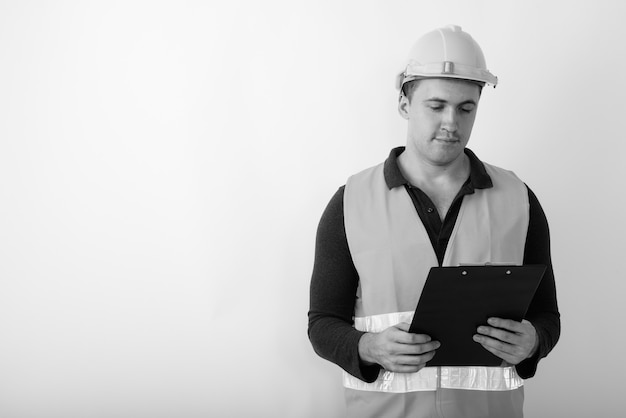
[401,79,484,103]
[401,80,420,103]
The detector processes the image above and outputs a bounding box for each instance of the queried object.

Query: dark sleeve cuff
[515,347,540,379]
[308,321,381,382]
[354,332,382,382]
[514,319,556,379]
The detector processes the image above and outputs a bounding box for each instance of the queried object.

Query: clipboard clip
[457,262,519,266]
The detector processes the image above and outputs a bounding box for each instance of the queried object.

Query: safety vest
[343,160,529,418]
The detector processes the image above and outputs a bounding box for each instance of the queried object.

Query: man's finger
[395,351,437,366]
[384,363,427,374]
[477,343,518,365]
[393,323,432,344]
[395,322,412,332]
[473,334,513,354]
[394,341,441,355]
[487,317,525,333]
[476,326,521,345]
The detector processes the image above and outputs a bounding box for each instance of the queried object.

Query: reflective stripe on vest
[343,159,529,394]
[343,311,523,392]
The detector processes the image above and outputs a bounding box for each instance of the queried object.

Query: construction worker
[308,25,560,418]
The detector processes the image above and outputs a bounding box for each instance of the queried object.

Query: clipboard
[408,264,546,366]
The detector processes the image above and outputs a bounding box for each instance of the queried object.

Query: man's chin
[427,147,466,166]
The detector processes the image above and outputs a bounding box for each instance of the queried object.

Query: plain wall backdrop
[1,1,624,417]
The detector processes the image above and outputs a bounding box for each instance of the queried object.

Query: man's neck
[397,148,470,190]
[397,147,471,221]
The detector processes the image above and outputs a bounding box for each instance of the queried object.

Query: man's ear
[398,94,410,120]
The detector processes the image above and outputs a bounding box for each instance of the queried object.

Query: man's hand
[473,318,538,365]
[358,322,440,373]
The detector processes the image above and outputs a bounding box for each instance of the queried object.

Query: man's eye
[429,106,443,111]
[460,106,475,113]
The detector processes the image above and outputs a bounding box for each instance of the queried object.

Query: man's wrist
[357,332,377,365]
[526,334,540,359]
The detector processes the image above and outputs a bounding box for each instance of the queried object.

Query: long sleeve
[307,187,381,382]
[515,187,561,378]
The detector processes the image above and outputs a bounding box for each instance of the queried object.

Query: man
[308,25,560,418]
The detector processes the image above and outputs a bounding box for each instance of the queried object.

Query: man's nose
[440,108,458,132]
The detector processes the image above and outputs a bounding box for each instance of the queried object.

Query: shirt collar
[383,146,493,190]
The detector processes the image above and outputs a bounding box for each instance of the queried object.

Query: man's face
[399,78,481,167]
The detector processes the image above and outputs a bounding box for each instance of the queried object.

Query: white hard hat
[397,25,498,93]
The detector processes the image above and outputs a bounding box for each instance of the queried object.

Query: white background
[0,1,624,417]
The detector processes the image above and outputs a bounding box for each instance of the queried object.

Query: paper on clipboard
[408,264,546,366]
